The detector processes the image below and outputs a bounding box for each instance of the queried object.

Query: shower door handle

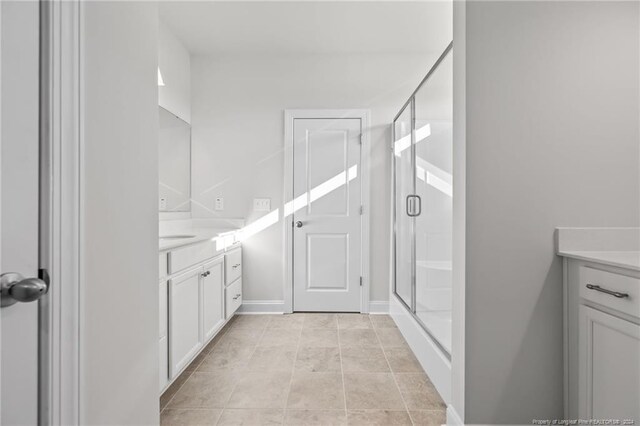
[406,195,422,217]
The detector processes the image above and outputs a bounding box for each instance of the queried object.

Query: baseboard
[368,300,389,314]
[446,405,463,425]
[238,300,285,314]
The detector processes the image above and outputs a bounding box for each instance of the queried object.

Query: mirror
[159,106,191,212]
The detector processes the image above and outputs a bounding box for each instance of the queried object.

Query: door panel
[202,258,224,341]
[0,2,41,424]
[169,270,202,377]
[293,118,361,312]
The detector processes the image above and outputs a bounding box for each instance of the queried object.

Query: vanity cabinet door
[202,256,225,341]
[169,268,203,378]
[579,305,640,422]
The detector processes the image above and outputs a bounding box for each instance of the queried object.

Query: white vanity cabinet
[169,268,203,377]
[202,257,225,341]
[159,240,243,393]
[564,258,640,422]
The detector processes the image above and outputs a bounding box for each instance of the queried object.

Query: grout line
[282,313,304,424]
[373,320,415,425]
[337,315,348,418]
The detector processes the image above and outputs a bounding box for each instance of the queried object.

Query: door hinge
[360,205,364,215]
[359,133,363,145]
[360,276,363,286]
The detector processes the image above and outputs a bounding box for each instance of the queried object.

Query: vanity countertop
[159,227,239,252]
[557,250,640,272]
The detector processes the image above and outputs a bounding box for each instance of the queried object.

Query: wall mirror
[159,106,191,212]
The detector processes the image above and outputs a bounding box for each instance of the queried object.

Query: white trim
[446,405,464,425]
[368,301,389,314]
[283,109,371,314]
[238,300,285,314]
[50,1,81,424]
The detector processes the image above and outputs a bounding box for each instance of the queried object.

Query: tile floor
[160,314,446,425]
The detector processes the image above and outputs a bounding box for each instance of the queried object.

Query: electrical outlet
[215,197,224,211]
[253,198,271,212]
[159,197,167,210]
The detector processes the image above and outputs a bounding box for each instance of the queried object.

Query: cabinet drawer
[159,280,167,338]
[169,241,217,274]
[580,266,640,318]
[225,278,242,319]
[225,248,242,285]
[159,254,168,279]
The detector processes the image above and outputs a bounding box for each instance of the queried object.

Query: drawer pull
[586,284,629,299]
[232,293,241,300]
[232,263,241,269]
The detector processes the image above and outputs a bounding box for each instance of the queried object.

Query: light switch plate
[159,197,167,210]
[215,197,224,211]
[253,198,271,212]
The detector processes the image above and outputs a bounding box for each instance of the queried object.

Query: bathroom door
[292,118,362,312]
[1,1,49,423]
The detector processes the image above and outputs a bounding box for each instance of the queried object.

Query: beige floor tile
[167,371,239,409]
[303,314,338,329]
[370,315,398,329]
[384,347,423,373]
[227,371,292,409]
[216,409,284,425]
[343,373,405,410]
[409,410,446,425]
[247,347,296,372]
[338,329,380,348]
[231,315,273,330]
[394,374,445,410]
[268,314,305,329]
[197,345,255,372]
[284,410,347,425]
[160,408,221,425]
[216,328,263,350]
[340,347,390,373]
[300,329,339,348]
[287,372,345,410]
[161,370,193,410]
[295,347,341,373]
[259,329,301,348]
[337,314,372,329]
[347,409,412,425]
[375,328,407,348]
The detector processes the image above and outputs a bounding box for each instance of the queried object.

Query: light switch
[253,198,271,212]
[215,197,224,211]
[159,197,167,210]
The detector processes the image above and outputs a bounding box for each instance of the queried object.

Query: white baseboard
[446,405,463,425]
[368,301,389,314]
[238,300,285,314]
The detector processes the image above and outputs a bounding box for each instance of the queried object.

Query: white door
[169,268,203,377]
[202,257,224,341]
[1,2,50,424]
[293,118,362,312]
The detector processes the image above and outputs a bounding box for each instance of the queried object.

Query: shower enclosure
[393,43,453,356]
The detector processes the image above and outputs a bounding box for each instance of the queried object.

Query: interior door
[1,2,50,424]
[293,118,362,312]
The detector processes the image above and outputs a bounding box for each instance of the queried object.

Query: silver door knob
[1,272,49,308]
[295,221,303,228]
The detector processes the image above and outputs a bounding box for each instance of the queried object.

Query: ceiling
[159,1,452,55]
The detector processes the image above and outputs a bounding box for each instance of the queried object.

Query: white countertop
[159,228,238,252]
[557,250,640,272]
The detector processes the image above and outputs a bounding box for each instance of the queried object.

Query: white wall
[190,53,440,305]
[159,20,191,123]
[81,2,159,424]
[460,1,639,423]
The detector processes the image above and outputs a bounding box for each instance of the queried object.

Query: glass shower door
[393,106,414,310]
[413,50,453,353]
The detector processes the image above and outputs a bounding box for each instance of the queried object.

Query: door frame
[42,1,82,424]
[283,109,371,314]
